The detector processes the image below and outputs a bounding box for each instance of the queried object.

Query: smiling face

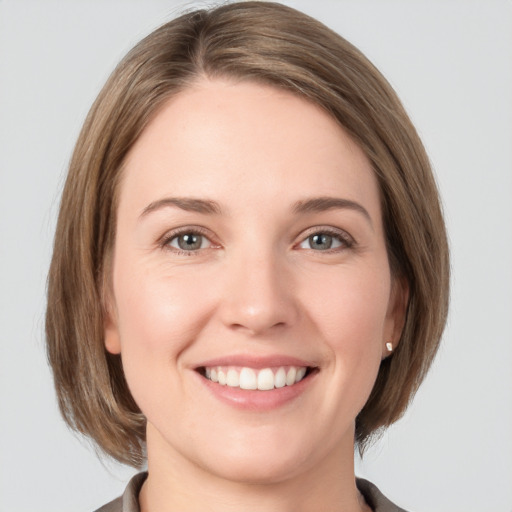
[105,78,405,486]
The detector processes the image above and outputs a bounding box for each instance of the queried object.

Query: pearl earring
[386,342,393,352]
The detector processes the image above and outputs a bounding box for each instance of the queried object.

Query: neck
[139,424,370,512]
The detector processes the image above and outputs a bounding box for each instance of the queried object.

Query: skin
[105,78,407,512]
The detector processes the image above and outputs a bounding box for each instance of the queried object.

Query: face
[105,79,406,484]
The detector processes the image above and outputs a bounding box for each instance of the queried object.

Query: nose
[218,246,299,336]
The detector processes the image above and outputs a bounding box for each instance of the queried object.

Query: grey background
[1,1,511,511]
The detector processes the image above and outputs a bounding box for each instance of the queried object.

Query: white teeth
[226,368,239,387]
[295,367,307,382]
[257,368,274,391]
[274,367,286,388]
[285,367,297,386]
[239,368,257,390]
[204,365,310,390]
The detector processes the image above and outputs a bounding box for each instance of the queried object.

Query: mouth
[197,365,318,391]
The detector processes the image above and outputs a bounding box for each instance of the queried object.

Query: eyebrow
[139,197,222,218]
[139,195,372,227]
[293,197,373,227]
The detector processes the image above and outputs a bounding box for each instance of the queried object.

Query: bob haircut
[46,1,449,467]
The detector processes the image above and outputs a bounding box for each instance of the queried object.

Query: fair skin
[105,78,406,512]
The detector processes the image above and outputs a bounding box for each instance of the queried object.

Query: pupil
[179,233,201,250]
[310,233,332,250]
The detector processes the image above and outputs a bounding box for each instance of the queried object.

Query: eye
[166,231,212,252]
[298,230,352,251]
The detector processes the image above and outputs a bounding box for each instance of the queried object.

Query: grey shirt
[95,472,408,512]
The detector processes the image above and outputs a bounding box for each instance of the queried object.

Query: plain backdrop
[1,1,511,511]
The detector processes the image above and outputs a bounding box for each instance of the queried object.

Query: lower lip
[196,371,317,411]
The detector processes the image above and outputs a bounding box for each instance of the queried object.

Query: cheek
[305,263,391,346]
[111,262,219,421]
[115,254,213,337]
[302,264,390,400]
[112,261,214,381]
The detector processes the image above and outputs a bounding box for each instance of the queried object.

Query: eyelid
[157,224,355,254]
[295,226,355,250]
[158,225,219,253]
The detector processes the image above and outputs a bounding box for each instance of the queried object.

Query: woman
[45,2,449,511]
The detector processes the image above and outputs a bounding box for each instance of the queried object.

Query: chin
[189,427,323,486]
[201,449,312,485]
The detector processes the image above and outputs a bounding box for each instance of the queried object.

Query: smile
[202,366,309,391]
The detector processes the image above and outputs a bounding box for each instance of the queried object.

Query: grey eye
[299,233,344,251]
[309,233,332,250]
[169,233,209,251]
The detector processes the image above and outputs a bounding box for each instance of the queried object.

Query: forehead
[120,78,380,219]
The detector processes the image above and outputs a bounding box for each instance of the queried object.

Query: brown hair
[46,1,449,467]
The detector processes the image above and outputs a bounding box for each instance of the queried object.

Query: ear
[103,294,122,354]
[382,275,409,359]
[104,313,122,354]
[101,266,122,354]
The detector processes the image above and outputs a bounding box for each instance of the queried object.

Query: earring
[386,342,393,352]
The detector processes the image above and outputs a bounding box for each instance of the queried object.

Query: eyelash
[159,226,216,256]
[296,227,355,252]
[159,226,355,255]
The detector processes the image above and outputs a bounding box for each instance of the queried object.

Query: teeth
[257,368,274,391]
[285,367,296,386]
[239,368,257,390]
[295,367,307,382]
[203,365,310,390]
[275,367,286,388]
[226,368,239,387]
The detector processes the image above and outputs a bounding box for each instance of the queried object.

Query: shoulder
[94,496,122,512]
[93,472,147,512]
[356,478,410,512]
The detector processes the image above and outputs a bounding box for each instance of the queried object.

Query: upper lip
[194,354,317,370]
